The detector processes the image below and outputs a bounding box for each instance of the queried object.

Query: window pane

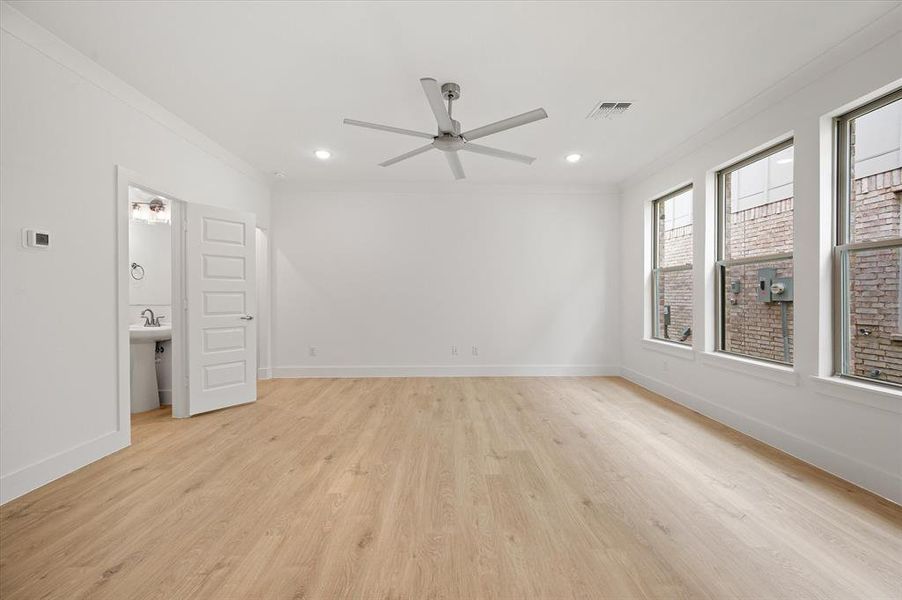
[843,246,902,384]
[656,189,693,268]
[849,98,902,244]
[723,146,794,260]
[722,258,793,363]
[654,269,692,344]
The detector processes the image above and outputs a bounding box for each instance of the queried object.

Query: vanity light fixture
[131,196,170,224]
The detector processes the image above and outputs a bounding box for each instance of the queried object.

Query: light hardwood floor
[1,377,900,599]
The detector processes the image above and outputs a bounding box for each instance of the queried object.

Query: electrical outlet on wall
[308,346,317,358]
[471,345,479,357]
[451,345,458,357]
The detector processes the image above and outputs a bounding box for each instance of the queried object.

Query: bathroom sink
[129,324,170,414]
[129,324,172,342]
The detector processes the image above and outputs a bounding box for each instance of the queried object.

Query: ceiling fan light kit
[344,77,548,180]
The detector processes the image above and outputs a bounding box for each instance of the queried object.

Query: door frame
[255,226,273,380]
[116,166,189,427]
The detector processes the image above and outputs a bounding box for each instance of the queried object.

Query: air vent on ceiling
[586,101,632,120]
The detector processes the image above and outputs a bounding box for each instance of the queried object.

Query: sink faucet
[140,308,163,327]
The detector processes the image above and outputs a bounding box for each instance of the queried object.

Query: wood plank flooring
[1,377,900,599]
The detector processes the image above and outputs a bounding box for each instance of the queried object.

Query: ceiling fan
[343,78,548,180]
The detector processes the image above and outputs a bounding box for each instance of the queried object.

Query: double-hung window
[835,88,902,387]
[716,140,795,364]
[652,186,693,345]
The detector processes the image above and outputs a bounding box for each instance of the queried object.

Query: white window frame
[715,138,794,365]
[651,185,693,345]
[834,87,902,388]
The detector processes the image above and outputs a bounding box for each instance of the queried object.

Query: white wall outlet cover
[22,228,51,248]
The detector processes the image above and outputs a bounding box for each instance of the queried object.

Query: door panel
[203,327,245,353]
[187,203,256,415]
[202,254,246,279]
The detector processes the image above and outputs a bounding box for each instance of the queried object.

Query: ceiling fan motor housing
[433,133,465,152]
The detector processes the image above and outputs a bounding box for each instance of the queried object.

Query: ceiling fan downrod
[442,82,460,132]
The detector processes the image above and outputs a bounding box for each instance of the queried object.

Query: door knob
[240,314,254,321]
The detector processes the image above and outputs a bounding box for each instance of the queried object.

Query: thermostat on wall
[22,228,51,249]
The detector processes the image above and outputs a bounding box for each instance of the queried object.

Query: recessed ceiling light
[314,149,332,160]
[566,153,582,163]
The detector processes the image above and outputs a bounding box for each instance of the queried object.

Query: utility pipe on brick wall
[780,302,790,364]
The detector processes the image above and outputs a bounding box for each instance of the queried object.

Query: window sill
[699,351,798,386]
[641,338,695,360]
[810,376,902,414]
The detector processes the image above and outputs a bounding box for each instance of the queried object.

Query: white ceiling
[9,1,900,186]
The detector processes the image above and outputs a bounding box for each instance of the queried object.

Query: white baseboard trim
[620,367,901,504]
[0,429,129,505]
[257,367,273,380]
[272,364,619,378]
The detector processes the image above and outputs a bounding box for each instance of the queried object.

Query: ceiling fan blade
[420,78,454,133]
[344,118,435,139]
[461,108,548,142]
[461,142,536,165]
[378,143,435,167]
[445,151,466,180]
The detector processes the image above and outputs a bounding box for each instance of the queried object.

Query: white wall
[0,6,271,503]
[271,184,620,377]
[619,30,902,502]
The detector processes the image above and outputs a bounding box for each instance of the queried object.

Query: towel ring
[130,262,145,280]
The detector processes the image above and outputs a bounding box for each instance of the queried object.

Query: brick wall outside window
[723,197,795,363]
[847,168,902,383]
[656,224,692,343]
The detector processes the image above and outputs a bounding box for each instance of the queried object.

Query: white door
[186,203,257,415]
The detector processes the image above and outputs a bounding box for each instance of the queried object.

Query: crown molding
[618,5,902,192]
[0,1,270,186]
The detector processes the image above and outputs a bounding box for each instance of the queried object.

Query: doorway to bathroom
[117,168,258,431]
[128,186,175,416]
